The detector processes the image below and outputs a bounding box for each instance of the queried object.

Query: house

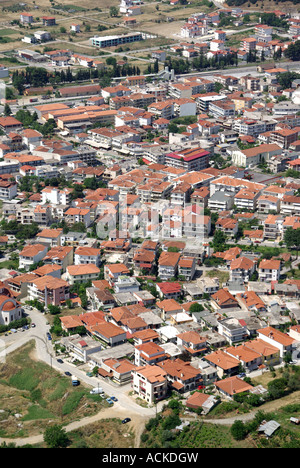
[178,256,196,280]
[158,358,202,393]
[60,333,102,362]
[28,276,70,307]
[19,243,48,271]
[224,344,263,372]
[36,228,63,247]
[185,391,218,414]
[156,298,183,321]
[257,326,295,358]
[131,365,168,404]
[204,350,240,379]
[176,331,207,356]
[43,246,73,273]
[158,251,181,280]
[135,341,168,367]
[100,358,136,385]
[244,338,281,368]
[215,376,253,399]
[211,289,239,310]
[263,215,283,240]
[236,291,266,314]
[88,321,127,347]
[258,259,281,282]
[215,217,238,238]
[133,249,156,274]
[217,318,248,345]
[104,263,130,285]
[132,328,160,345]
[230,256,256,282]
[156,282,182,300]
[66,264,100,284]
[0,291,22,326]
[74,246,101,267]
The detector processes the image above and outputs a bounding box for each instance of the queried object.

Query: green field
[0,341,108,438]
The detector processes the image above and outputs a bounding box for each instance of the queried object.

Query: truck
[90,387,104,395]
[71,375,80,386]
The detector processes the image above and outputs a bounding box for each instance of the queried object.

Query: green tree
[212,229,227,251]
[43,424,69,448]
[110,6,118,17]
[231,420,247,440]
[4,103,11,116]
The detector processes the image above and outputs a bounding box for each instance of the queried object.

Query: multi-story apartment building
[230,256,255,282]
[208,99,235,119]
[28,275,70,306]
[269,128,299,149]
[165,147,210,172]
[0,180,17,200]
[263,214,283,240]
[281,195,300,216]
[158,251,181,281]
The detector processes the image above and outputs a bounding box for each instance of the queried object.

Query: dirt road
[0,402,149,448]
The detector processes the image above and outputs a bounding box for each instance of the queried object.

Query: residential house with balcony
[132,365,168,404]
[257,326,295,358]
[224,344,263,373]
[217,317,249,345]
[158,358,202,393]
[28,275,70,307]
[66,264,100,285]
[43,245,73,272]
[258,259,281,282]
[281,195,300,216]
[104,263,130,285]
[244,338,281,368]
[263,214,283,240]
[135,341,168,367]
[230,256,256,283]
[19,243,48,271]
[158,251,181,281]
[204,350,240,379]
[74,246,101,267]
[176,331,207,357]
[257,195,280,214]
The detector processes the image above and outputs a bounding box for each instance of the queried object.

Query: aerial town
[0,0,300,451]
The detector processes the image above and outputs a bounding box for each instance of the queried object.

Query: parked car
[106,398,113,404]
[110,396,118,402]
[64,371,71,376]
[122,418,131,424]
[57,359,63,364]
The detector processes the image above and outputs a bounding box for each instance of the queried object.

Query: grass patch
[0,259,18,269]
[0,340,108,438]
[9,368,39,392]
[67,418,135,448]
[62,390,86,416]
[205,269,230,286]
[22,405,55,421]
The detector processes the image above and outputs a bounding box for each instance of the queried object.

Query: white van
[90,387,104,395]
